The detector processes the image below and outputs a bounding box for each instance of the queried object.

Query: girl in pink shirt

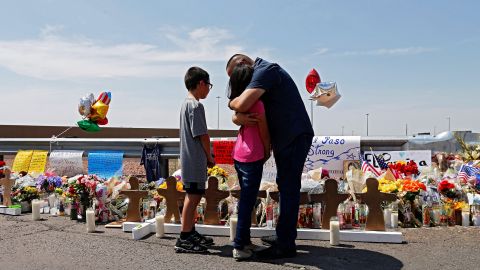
[228,64,270,260]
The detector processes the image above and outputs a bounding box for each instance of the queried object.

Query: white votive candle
[86,209,96,233]
[155,215,165,238]
[229,216,238,241]
[473,215,480,227]
[32,199,41,221]
[391,212,399,228]
[383,209,392,228]
[462,212,470,226]
[330,219,340,245]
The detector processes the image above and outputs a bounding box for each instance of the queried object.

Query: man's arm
[257,112,271,161]
[231,112,259,126]
[199,134,215,168]
[229,88,265,113]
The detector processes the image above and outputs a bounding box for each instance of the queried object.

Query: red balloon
[305,68,321,93]
[96,117,108,125]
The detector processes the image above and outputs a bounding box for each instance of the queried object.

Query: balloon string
[49,126,75,153]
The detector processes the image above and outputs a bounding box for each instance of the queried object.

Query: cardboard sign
[213,140,235,165]
[304,136,361,179]
[12,150,34,173]
[49,150,84,177]
[88,151,124,179]
[28,150,48,174]
[366,150,432,169]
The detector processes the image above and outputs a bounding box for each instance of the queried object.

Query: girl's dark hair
[228,64,254,100]
[184,66,209,91]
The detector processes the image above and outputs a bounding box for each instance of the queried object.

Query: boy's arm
[257,112,271,161]
[199,134,215,168]
[229,88,265,112]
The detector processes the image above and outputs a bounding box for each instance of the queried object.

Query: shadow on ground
[209,244,403,270]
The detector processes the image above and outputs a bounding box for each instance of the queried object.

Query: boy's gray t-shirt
[180,98,208,184]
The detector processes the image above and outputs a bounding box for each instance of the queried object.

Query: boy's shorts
[183,182,206,195]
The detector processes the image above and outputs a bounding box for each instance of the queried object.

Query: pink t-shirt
[233,100,265,163]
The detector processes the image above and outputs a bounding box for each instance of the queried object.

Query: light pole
[310,100,314,124]
[342,126,344,136]
[446,117,451,131]
[366,113,369,136]
[216,96,221,129]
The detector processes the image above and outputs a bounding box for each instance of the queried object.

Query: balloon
[305,69,321,93]
[89,100,109,121]
[97,91,111,105]
[96,117,108,125]
[77,119,101,132]
[78,93,95,117]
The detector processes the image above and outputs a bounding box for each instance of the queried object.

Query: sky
[1,0,479,137]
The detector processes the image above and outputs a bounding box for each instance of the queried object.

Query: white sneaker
[233,248,253,261]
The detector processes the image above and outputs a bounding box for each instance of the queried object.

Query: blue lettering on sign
[308,144,335,158]
[320,136,345,145]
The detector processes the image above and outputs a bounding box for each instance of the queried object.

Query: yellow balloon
[89,100,109,121]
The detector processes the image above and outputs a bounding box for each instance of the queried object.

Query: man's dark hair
[228,64,254,100]
[226,53,244,70]
[184,66,209,90]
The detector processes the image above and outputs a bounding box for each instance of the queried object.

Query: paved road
[0,214,478,270]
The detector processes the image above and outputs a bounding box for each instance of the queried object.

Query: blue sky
[1,0,479,136]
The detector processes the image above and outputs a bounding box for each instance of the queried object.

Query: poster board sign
[12,150,34,173]
[28,150,48,174]
[261,136,361,181]
[88,151,124,179]
[49,150,84,177]
[213,139,235,165]
[366,150,432,169]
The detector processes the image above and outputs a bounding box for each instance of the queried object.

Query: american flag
[374,153,390,170]
[458,163,480,183]
[360,153,381,177]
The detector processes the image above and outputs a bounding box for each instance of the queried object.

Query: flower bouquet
[208,165,229,190]
[397,179,426,227]
[35,173,63,194]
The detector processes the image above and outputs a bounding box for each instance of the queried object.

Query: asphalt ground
[0,214,478,270]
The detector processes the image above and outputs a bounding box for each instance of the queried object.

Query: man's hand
[232,112,259,126]
[207,155,216,168]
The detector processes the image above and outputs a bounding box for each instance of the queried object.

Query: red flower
[438,180,455,192]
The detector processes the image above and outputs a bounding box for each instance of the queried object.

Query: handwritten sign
[213,140,235,165]
[304,136,361,179]
[88,151,124,179]
[28,150,48,174]
[12,150,34,173]
[366,150,432,169]
[49,150,84,177]
[262,155,277,182]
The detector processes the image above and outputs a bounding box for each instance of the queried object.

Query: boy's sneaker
[233,248,253,261]
[175,236,208,253]
[191,231,214,246]
[245,243,267,252]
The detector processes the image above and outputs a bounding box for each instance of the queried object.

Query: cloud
[0,25,244,80]
[337,46,438,56]
[314,48,329,55]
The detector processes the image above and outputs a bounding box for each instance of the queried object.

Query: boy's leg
[181,193,202,234]
[233,160,264,250]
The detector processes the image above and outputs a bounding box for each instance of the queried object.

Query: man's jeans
[274,134,313,250]
[233,159,264,250]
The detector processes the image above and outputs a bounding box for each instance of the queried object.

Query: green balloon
[77,120,101,132]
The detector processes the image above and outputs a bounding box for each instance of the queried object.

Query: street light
[342,126,344,136]
[366,113,369,136]
[216,96,221,129]
[446,117,451,131]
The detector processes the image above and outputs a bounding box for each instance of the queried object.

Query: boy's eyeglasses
[206,82,213,90]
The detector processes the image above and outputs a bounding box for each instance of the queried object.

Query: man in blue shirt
[227,54,314,259]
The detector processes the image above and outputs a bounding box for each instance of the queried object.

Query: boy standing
[175,67,216,253]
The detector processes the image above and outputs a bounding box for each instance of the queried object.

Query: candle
[462,212,470,226]
[48,194,56,208]
[32,199,41,221]
[432,209,441,226]
[86,208,96,233]
[473,215,480,226]
[155,215,165,238]
[329,217,340,246]
[391,212,399,228]
[229,216,238,241]
[383,209,392,228]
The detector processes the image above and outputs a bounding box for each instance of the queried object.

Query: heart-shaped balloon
[305,68,321,93]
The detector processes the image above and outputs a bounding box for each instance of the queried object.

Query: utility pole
[342,126,344,136]
[366,113,369,136]
[405,123,408,136]
[446,117,451,131]
[216,96,221,129]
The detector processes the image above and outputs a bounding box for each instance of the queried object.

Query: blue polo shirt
[247,58,314,152]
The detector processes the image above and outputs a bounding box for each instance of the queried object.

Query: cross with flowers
[204,176,229,225]
[0,168,14,206]
[119,176,148,222]
[357,178,397,231]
